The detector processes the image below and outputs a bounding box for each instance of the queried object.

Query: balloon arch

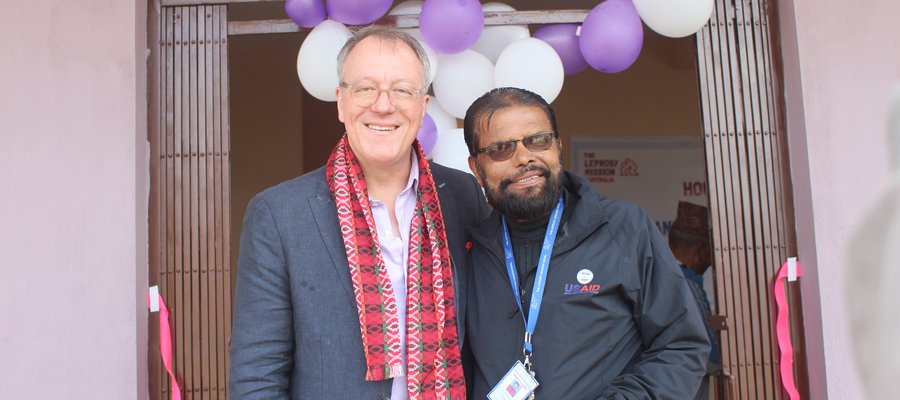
[286,0,714,171]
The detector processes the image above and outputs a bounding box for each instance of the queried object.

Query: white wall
[0,1,148,399]
[779,0,900,398]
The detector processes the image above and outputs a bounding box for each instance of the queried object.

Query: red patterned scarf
[325,134,466,399]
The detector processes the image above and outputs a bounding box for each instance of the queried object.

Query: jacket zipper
[481,241,528,360]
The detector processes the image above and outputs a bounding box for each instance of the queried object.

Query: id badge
[486,360,539,400]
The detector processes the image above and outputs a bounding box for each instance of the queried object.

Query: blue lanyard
[501,197,564,354]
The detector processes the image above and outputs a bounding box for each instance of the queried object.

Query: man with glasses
[462,87,709,399]
[230,26,486,400]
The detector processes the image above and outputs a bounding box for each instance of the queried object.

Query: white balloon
[296,20,352,101]
[632,0,714,38]
[389,1,439,82]
[427,100,458,133]
[494,38,565,103]
[430,128,473,175]
[433,50,495,119]
[471,3,531,63]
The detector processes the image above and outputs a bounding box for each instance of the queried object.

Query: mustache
[499,165,552,190]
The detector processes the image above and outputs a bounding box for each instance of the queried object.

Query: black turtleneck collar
[506,209,552,241]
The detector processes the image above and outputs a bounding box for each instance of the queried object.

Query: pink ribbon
[148,290,182,400]
[773,261,803,400]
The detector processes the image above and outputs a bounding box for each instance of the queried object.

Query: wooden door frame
[147,1,811,398]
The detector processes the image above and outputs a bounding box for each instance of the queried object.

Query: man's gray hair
[336,25,432,91]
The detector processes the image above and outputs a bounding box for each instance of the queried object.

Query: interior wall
[301,91,345,171]
[229,32,306,274]
[0,1,147,398]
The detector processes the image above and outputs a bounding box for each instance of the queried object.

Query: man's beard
[477,164,565,222]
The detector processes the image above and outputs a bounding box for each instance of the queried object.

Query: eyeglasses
[477,131,559,162]
[339,82,424,109]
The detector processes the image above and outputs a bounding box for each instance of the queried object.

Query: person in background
[668,200,721,400]
[463,87,709,399]
[229,25,486,400]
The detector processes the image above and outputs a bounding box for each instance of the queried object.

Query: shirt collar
[680,264,705,285]
[368,149,419,205]
[404,149,420,193]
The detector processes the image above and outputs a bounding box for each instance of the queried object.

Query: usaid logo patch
[564,269,600,295]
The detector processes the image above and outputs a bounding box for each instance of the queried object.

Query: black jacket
[466,172,710,399]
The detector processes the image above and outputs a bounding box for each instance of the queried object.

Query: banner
[571,136,708,236]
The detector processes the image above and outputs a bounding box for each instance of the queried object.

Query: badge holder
[487,358,539,400]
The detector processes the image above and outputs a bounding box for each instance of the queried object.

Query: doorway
[147,1,805,399]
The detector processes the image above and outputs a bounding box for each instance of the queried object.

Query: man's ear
[468,157,484,187]
[692,243,706,265]
[336,87,345,123]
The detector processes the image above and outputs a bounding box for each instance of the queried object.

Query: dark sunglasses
[477,131,559,162]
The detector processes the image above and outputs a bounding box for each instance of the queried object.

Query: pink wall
[0,1,148,398]
[778,0,900,398]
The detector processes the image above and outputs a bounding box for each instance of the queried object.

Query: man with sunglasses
[230,26,486,399]
[462,87,709,399]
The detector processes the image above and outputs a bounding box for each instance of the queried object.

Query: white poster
[571,136,708,236]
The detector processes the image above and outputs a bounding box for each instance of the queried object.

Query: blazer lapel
[434,173,467,343]
[309,186,354,297]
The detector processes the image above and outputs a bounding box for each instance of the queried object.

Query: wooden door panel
[696,0,806,398]
[150,4,231,400]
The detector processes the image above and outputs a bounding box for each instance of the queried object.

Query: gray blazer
[229,163,487,399]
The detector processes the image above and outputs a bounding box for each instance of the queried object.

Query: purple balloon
[533,24,589,76]
[326,0,393,25]
[417,113,438,156]
[579,0,644,73]
[420,0,484,54]
[284,0,326,28]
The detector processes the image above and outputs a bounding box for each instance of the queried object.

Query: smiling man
[462,87,709,399]
[229,26,486,400]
